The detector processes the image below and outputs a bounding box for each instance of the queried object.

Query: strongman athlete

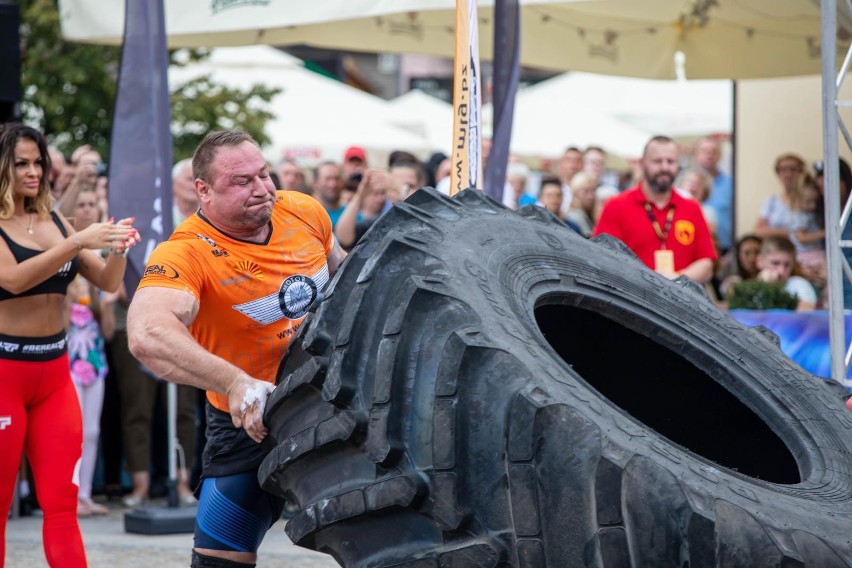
[127,130,346,567]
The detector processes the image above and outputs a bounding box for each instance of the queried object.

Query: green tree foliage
[170,75,279,161]
[20,0,119,156]
[19,0,279,161]
[727,279,799,310]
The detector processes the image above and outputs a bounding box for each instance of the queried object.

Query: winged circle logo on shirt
[277,275,318,319]
[235,260,264,281]
[674,220,696,245]
[233,264,329,324]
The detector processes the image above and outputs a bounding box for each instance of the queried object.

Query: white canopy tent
[386,90,455,157]
[389,87,654,161]
[502,86,653,160]
[59,0,850,80]
[169,45,433,166]
[517,72,733,138]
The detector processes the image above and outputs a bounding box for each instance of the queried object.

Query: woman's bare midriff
[0,293,67,337]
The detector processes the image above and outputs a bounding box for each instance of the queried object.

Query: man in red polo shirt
[593,135,716,283]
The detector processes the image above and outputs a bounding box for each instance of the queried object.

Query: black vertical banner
[109,0,173,298]
[484,0,520,201]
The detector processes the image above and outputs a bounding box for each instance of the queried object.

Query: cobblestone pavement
[5,498,338,567]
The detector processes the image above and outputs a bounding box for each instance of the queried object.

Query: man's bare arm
[327,236,348,275]
[678,258,714,284]
[127,286,271,442]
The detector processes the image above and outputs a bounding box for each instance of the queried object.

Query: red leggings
[0,353,86,567]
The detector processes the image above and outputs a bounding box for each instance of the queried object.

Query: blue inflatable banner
[728,310,852,381]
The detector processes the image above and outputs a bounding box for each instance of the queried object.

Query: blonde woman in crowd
[754,153,806,239]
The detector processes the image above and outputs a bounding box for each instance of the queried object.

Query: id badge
[654,249,675,274]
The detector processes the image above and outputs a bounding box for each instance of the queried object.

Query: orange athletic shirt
[136,190,333,412]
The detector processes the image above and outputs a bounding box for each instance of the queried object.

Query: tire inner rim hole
[535,303,801,484]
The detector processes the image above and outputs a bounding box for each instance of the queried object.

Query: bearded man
[593,135,716,283]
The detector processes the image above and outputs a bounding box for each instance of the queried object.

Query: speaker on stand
[0,1,22,124]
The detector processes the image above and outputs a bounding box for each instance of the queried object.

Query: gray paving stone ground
[4,498,339,567]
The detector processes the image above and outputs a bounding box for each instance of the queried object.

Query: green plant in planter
[727,279,799,310]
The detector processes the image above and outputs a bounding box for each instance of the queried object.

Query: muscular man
[127,130,346,567]
[593,135,717,283]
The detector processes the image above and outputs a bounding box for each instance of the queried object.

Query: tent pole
[822,0,850,387]
[731,80,737,246]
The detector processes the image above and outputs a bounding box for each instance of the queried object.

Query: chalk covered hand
[226,372,275,443]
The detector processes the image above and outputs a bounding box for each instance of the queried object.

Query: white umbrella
[59,0,851,80]
[169,45,432,165]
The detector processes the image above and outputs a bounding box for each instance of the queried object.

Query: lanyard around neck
[644,202,675,249]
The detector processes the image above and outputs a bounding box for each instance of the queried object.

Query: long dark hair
[734,234,762,280]
[0,123,53,219]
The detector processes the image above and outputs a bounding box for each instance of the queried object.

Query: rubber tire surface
[260,188,852,567]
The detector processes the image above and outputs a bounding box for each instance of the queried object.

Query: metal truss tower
[822,0,852,388]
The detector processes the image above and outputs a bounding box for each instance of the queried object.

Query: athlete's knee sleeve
[190,550,256,567]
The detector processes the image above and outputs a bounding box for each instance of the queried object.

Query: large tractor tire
[259,188,852,567]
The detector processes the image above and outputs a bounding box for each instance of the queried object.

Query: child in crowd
[719,234,762,300]
[789,178,826,289]
[756,235,817,311]
[67,275,114,516]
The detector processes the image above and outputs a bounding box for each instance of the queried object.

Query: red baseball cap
[344,146,367,163]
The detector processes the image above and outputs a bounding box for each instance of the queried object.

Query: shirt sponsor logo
[233,264,329,324]
[235,260,264,281]
[675,220,696,246]
[195,234,217,247]
[278,274,318,320]
[196,233,229,257]
[220,274,252,287]
[220,260,263,287]
[143,264,180,279]
[276,322,302,340]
